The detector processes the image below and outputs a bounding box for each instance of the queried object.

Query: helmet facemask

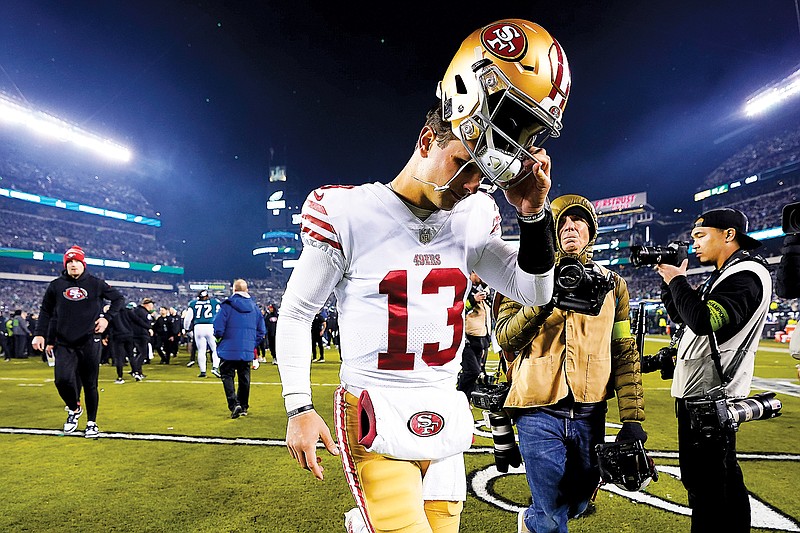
[455,62,559,191]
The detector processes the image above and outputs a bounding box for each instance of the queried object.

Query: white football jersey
[298,182,520,392]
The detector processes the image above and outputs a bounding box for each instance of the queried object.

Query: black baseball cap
[694,208,761,250]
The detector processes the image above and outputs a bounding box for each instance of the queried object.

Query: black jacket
[129,306,153,338]
[154,315,171,338]
[35,270,124,347]
[167,314,182,336]
[110,308,134,341]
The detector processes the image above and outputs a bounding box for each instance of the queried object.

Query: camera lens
[556,262,584,290]
[727,393,782,424]
[790,209,800,234]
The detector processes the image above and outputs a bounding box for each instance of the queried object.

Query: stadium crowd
[699,125,800,190]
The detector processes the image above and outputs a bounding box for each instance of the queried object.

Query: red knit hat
[64,245,86,268]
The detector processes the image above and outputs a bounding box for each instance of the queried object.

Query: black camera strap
[708,308,767,386]
[707,333,730,386]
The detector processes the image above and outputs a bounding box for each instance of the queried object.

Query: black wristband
[517,208,555,274]
[516,210,545,224]
[287,404,315,418]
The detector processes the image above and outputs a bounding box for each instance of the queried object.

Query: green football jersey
[188,298,220,325]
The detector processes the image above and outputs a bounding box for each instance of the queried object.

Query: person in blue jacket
[213,279,266,418]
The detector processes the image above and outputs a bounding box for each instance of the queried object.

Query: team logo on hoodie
[63,287,88,301]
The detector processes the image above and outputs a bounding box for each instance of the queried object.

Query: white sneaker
[517,510,531,533]
[84,422,99,439]
[186,360,195,367]
[211,367,221,378]
[252,359,260,370]
[344,508,368,533]
[63,409,81,433]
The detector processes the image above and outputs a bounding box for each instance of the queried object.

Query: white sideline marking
[0,427,286,445]
[2,427,799,465]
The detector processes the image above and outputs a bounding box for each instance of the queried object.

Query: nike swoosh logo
[313,191,324,201]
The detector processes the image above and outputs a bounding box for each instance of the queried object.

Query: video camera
[777,201,800,298]
[629,241,689,267]
[783,201,800,234]
[685,385,782,434]
[552,257,615,316]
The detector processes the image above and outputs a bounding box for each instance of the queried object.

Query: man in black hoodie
[32,245,124,438]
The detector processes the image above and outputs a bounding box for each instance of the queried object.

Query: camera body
[552,257,615,316]
[630,241,689,267]
[596,440,658,492]
[685,385,782,433]
[471,381,510,412]
[640,346,676,380]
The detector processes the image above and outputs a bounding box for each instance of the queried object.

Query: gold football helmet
[437,19,571,189]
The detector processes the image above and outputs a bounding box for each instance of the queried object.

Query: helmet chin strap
[412,175,452,192]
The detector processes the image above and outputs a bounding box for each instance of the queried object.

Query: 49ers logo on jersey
[481,22,527,62]
[407,411,445,437]
[63,287,88,301]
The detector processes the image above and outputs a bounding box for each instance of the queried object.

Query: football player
[183,289,221,378]
[277,19,571,533]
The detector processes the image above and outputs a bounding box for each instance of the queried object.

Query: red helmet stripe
[548,38,569,101]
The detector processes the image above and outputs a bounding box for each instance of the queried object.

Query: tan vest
[465,299,490,337]
[505,275,618,408]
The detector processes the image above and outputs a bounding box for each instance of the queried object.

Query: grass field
[1,336,799,532]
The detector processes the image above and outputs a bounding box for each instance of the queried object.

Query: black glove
[616,422,647,444]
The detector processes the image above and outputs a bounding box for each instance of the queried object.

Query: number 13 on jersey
[378,267,467,371]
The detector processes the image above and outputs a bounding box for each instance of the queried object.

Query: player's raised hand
[503,147,551,216]
[285,410,339,480]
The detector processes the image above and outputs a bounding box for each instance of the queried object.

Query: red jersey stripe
[301,227,343,250]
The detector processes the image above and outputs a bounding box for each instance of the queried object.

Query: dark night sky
[1,1,799,279]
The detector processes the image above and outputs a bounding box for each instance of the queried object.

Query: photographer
[496,194,646,533]
[655,207,772,533]
[457,272,492,398]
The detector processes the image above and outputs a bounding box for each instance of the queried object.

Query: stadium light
[744,65,800,117]
[0,93,131,162]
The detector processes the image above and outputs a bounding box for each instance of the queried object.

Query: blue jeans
[516,409,605,533]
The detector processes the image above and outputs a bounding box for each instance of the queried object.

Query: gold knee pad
[424,500,462,533]
[359,457,429,531]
